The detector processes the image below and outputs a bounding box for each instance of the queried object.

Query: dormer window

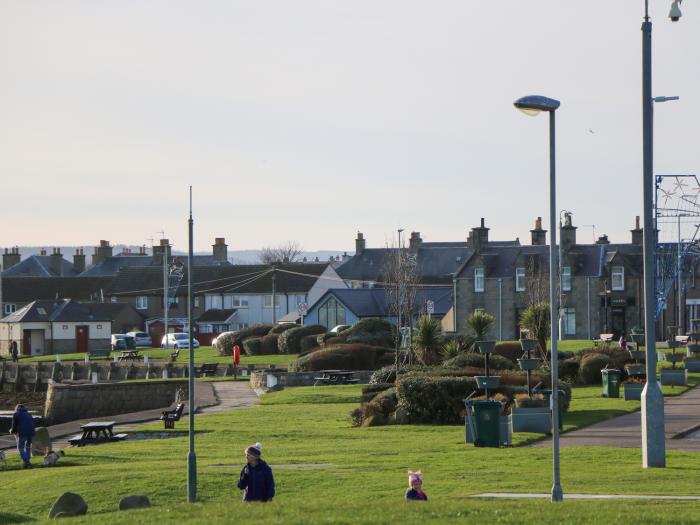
[474,268,484,292]
[611,266,624,291]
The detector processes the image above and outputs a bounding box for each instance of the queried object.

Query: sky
[1,1,699,253]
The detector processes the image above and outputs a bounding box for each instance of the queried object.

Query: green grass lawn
[2,384,700,524]
[20,346,296,367]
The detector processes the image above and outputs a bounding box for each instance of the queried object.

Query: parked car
[330,324,351,334]
[161,333,200,350]
[126,331,152,347]
[111,334,135,351]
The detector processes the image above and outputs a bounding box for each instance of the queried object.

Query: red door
[22,330,31,356]
[76,325,89,353]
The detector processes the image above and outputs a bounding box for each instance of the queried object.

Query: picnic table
[68,421,128,447]
[118,350,142,362]
[313,370,359,386]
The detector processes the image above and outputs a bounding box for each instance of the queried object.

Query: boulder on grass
[119,495,151,510]
[361,414,387,427]
[32,427,51,455]
[48,492,87,519]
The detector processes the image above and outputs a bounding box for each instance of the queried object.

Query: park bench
[313,370,359,386]
[593,334,614,349]
[199,363,219,377]
[160,403,185,429]
[170,349,180,362]
[118,350,143,362]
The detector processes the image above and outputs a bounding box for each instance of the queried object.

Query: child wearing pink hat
[405,470,428,501]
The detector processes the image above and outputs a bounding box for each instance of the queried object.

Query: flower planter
[660,368,688,386]
[684,358,700,373]
[475,376,501,390]
[665,353,685,364]
[628,350,646,361]
[623,383,644,401]
[686,343,700,353]
[509,407,552,434]
[476,340,497,354]
[517,358,540,371]
[520,339,538,353]
[629,333,645,346]
[624,364,646,377]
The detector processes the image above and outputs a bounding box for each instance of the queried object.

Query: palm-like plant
[520,302,550,356]
[414,315,443,365]
[465,311,496,346]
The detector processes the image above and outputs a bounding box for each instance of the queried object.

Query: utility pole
[161,233,169,350]
[271,264,277,324]
[187,187,197,502]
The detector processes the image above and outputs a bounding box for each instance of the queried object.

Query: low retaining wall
[44,379,189,424]
[251,370,374,390]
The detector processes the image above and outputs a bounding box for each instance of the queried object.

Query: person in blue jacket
[10,404,36,468]
[237,442,275,502]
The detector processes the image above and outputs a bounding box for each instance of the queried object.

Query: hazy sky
[1,1,698,252]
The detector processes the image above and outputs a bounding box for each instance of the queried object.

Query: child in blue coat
[405,470,428,501]
[237,442,275,502]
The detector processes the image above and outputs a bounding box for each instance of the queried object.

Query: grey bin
[623,383,644,401]
[517,358,540,371]
[685,358,700,373]
[476,341,497,354]
[475,376,501,390]
[660,369,688,386]
[509,407,552,434]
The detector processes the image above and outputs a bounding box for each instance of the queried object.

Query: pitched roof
[105,263,330,297]
[1,299,113,323]
[310,287,453,318]
[81,254,231,276]
[1,277,113,303]
[196,309,237,322]
[2,255,79,277]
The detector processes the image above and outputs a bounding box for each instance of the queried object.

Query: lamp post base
[551,483,563,502]
[641,382,666,468]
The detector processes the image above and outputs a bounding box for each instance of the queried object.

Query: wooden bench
[160,403,185,429]
[199,363,218,377]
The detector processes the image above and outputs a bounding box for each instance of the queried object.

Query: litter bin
[601,369,622,398]
[124,336,136,350]
[473,400,501,447]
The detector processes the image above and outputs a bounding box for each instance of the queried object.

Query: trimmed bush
[579,353,611,385]
[344,318,395,348]
[361,383,394,402]
[293,344,395,371]
[217,324,274,355]
[397,374,478,424]
[559,357,581,382]
[578,347,630,370]
[300,334,320,353]
[495,342,527,362]
[372,387,398,415]
[278,325,326,354]
[242,333,281,355]
[269,323,298,334]
[442,353,516,370]
[242,337,263,356]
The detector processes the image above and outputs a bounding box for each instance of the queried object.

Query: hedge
[442,353,516,371]
[292,344,395,371]
[579,353,611,385]
[269,323,298,334]
[494,342,527,362]
[300,334,320,353]
[278,325,326,354]
[397,374,479,424]
[217,324,274,355]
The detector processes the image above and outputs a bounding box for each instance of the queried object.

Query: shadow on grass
[0,512,35,523]
[563,409,634,430]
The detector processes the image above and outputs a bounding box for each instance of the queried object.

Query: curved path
[531,384,700,451]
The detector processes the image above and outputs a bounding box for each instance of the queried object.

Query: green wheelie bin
[601,368,622,398]
[473,400,501,447]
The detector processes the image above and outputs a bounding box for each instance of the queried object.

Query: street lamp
[559,210,573,341]
[514,94,563,502]
[640,0,682,470]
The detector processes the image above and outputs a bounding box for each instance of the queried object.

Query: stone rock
[48,492,87,519]
[394,407,410,425]
[119,495,151,510]
[32,427,52,455]
[362,414,387,427]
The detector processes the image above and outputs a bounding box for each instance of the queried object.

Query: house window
[264,295,281,308]
[110,296,117,303]
[199,324,213,334]
[611,266,625,291]
[561,267,571,292]
[562,308,576,336]
[319,297,346,329]
[136,296,148,310]
[205,295,223,310]
[474,268,484,293]
[194,296,200,308]
[516,267,526,292]
[236,323,249,330]
[3,303,16,315]
[224,295,249,308]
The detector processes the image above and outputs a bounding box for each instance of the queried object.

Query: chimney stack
[152,239,171,266]
[91,240,113,266]
[40,248,47,256]
[468,218,489,252]
[355,232,366,254]
[631,215,643,245]
[409,231,423,252]
[530,217,547,246]
[596,234,610,245]
[2,247,21,270]
[50,248,63,276]
[73,248,86,274]
[560,212,577,252]
[213,237,228,263]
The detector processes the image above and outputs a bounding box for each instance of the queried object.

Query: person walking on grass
[10,404,35,469]
[237,442,275,502]
[405,470,428,501]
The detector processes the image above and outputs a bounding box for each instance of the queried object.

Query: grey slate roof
[196,309,237,322]
[2,256,79,277]
[81,254,230,276]
[1,277,112,303]
[1,299,113,323]
[309,287,453,318]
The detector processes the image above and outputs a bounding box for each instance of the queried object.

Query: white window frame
[194,296,200,308]
[135,296,148,310]
[474,268,484,293]
[562,308,576,336]
[205,295,223,311]
[611,266,625,291]
[561,266,571,292]
[3,303,16,315]
[264,295,281,308]
[516,267,526,292]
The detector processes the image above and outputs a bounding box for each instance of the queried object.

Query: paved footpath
[0,381,259,453]
[532,384,700,451]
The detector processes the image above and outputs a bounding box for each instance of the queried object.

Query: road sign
[297,302,308,315]
[426,300,435,315]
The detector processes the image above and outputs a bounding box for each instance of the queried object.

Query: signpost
[426,300,435,318]
[298,302,308,326]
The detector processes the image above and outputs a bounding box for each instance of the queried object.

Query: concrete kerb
[471,493,700,501]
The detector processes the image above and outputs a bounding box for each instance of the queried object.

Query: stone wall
[44,380,189,424]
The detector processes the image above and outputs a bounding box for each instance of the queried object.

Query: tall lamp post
[187,187,197,502]
[640,0,682,469]
[514,94,563,502]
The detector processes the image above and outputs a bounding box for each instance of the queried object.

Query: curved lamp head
[514,95,561,116]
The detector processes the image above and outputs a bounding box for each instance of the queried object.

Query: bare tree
[259,241,303,264]
[525,255,550,306]
[383,242,420,374]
